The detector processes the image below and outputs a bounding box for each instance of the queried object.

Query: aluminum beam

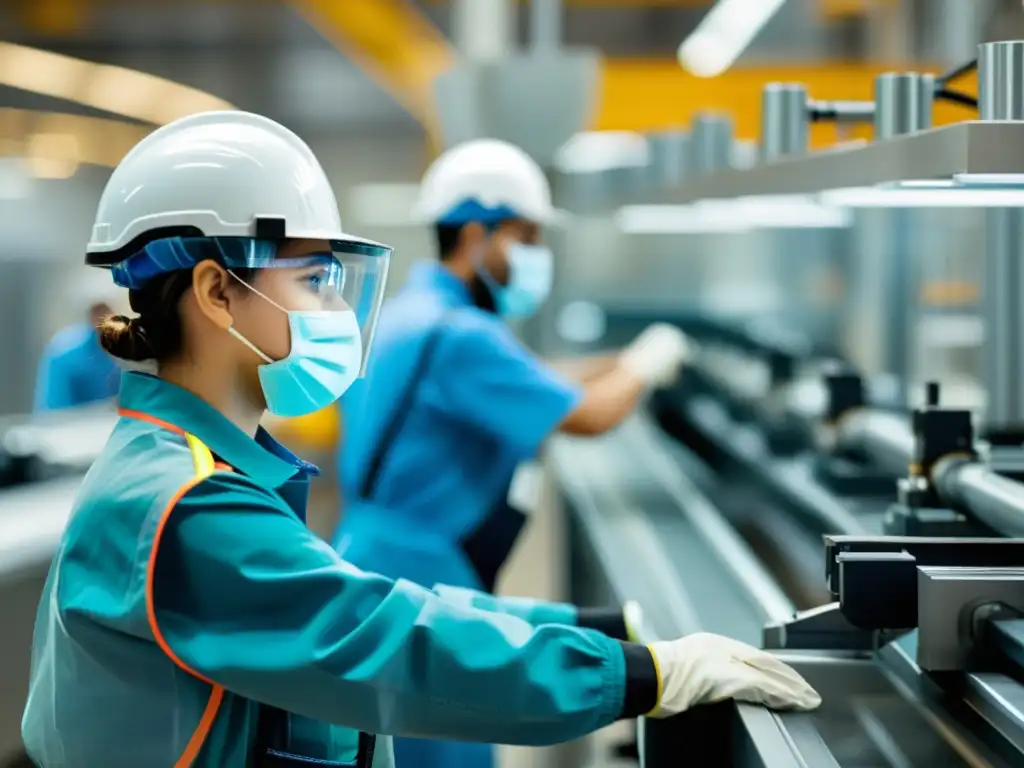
[652,121,1024,203]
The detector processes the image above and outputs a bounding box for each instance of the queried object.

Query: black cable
[936,57,977,87]
[935,88,979,109]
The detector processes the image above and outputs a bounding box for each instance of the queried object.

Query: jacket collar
[118,372,318,489]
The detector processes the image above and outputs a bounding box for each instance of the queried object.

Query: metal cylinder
[836,409,915,476]
[760,83,808,162]
[934,460,1024,538]
[453,0,514,61]
[982,207,1024,432]
[689,114,733,176]
[646,131,688,187]
[979,41,1000,120]
[530,0,562,51]
[873,72,934,140]
[978,40,1024,121]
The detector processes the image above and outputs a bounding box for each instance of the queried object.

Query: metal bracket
[762,602,877,651]
[882,502,983,537]
[917,566,1024,671]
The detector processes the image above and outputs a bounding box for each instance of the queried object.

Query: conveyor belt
[550,412,793,645]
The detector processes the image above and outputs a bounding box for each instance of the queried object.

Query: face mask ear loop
[225,269,280,364]
[227,327,274,364]
[227,269,289,313]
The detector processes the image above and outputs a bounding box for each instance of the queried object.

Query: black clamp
[823,365,866,426]
[883,382,979,535]
[814,365,894,495]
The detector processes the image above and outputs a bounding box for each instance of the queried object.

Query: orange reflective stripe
[118,407,187,437]
[174,686,225,768]
[143,430,227,767]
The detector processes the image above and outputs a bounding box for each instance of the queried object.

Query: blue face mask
[228,273,363,418]
[479,243,554,319]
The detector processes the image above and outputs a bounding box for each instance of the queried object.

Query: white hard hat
[414,139,556,226]
[85,110,383,265]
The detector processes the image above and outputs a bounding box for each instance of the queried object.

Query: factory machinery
[6,39,1024,768]
[547,39,1024,768]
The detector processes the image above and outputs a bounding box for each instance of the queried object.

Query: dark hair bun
[98,314,156,362]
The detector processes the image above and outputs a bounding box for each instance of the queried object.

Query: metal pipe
[530,0,562,52]
[934,460,1024,538]
[835,409,915,476]
[760,83,808,162]
[808,100,875,124]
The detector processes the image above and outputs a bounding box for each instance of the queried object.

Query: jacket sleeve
[33,346,72,412]
[431,586,632,640]
[151,472,659,744]
[432,584,579,627]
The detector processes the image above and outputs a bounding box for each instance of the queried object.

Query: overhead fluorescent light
[678,0,788,78]
[0,43,234,125]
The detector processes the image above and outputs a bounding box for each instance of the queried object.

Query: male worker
[34,270,122,411]
[334,139,691,768]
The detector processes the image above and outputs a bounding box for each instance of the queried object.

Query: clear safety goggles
[110,236,392,374]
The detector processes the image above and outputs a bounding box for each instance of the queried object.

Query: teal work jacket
[22,372,636,767]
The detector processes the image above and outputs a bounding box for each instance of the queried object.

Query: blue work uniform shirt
[24,372,625,767]
[34,323,121,412]
[337,261,583,589]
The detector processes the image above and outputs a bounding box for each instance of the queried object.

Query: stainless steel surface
[654,122,1024,203]
[551,412,793,645]
[689,114,734,176]
[760,83,808,161]
[780,653,1004,767]
[873,72,934,140]
[917,566,1024,671]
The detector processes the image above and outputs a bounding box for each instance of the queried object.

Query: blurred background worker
[33,271,124,412]
[334,138,691,768]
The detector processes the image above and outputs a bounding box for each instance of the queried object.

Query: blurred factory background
[7,1,1024,767]
[0,0,1013,414]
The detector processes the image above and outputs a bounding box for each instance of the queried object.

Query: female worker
[22,111,819,768]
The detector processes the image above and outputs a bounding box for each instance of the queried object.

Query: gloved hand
[647,632,821,717]
[619,323,693,388]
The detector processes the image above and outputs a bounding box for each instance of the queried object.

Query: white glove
[647,633,821,717]
[619,323,693,388]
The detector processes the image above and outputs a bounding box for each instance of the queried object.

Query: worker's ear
[191,259,237,331]
[458,222,488,252]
